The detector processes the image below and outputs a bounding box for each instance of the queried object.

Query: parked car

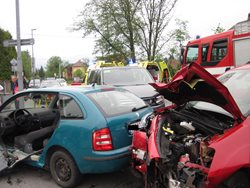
[86,66,165,109]
[40,79,62,88]
[28,79,41,88]
[56,78,67,86]
[130,63,250,188]
[0,86,152,187]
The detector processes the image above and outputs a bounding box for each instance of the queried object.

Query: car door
[49,94,87,161]
[0,91,59,173]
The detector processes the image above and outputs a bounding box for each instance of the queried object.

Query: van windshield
[103,68,154,86]
[186,45,199,64]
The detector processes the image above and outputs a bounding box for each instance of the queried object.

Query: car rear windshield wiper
[132,105,148,112]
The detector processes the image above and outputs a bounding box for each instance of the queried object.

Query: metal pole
[59,62,61,78]
[31,28,36,86]
[15,0,24,91]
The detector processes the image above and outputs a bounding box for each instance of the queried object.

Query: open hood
[150,63,244,121]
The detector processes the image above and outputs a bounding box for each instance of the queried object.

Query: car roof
[41,79,59,82]
[93,66,145,70]
[23,85,120,95]
[56,78,66,81]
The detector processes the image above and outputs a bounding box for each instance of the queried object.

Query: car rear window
[87,90,146,116]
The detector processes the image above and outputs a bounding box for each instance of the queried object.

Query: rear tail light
[92,128,113,151]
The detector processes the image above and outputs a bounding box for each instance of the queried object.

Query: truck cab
[183,14,250,76]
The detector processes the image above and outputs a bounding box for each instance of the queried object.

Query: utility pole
[59,62,61,78]
[15,0,24,91]
[31,28,36,86]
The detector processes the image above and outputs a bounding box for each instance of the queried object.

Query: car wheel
[49,150,81,188]
[221,171,249,188]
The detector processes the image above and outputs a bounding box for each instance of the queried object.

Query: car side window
[59,95,83,119]
[31,93,57,108]
[1,93,57,112]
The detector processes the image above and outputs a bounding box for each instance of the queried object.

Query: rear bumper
[83,150,131,161]
[79,146,131,174]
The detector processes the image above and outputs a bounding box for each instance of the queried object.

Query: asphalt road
[0,164,143,188]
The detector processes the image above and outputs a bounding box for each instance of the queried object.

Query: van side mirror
[0,85,3,92]
[180,47,185,64]
[225,67,231,72]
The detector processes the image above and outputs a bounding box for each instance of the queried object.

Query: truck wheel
[222,171,249,188]
[50,150,81,188]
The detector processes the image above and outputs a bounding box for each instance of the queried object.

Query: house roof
[72,59,88,67]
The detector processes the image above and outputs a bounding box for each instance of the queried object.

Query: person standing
[11,75,28,94]
[11,75,19,94]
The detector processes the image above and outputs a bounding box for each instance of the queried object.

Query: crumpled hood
[120,84,159,98]
[150,63,244,121]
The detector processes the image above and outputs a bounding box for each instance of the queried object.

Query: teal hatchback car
[0,86,152,187]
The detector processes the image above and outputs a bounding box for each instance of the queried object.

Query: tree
[21,50,32,79]
[136,0,178,61]
[73,69,84,78]
[212,23,225,34]
[168,19,190,60]
[0,28,17,80]
[38,66,45,80]
[74,0,141,62]
[74,0,178,61]
[45,56,63,77]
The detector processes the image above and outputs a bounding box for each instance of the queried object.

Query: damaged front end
[132,104,236,188]
[130,112,154,174]
[152,105,231,188]
[130,63,247,188]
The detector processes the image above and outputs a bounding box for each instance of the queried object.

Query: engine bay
[156,105,235,188]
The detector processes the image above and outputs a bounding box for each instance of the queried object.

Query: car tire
[221,171,250,188]
[49,150,81,188]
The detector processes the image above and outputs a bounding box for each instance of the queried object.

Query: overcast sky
[0,0,249,68]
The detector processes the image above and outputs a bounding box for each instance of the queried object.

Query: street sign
[20,38,35,45]
[11,65,18,72]
[10,58,17,65]
[10,59,18,72]
[3,38,34,47]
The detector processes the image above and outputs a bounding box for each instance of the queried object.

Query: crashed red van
[130,63,250,188]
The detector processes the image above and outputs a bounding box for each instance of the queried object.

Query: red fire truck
[182,14,250,76]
